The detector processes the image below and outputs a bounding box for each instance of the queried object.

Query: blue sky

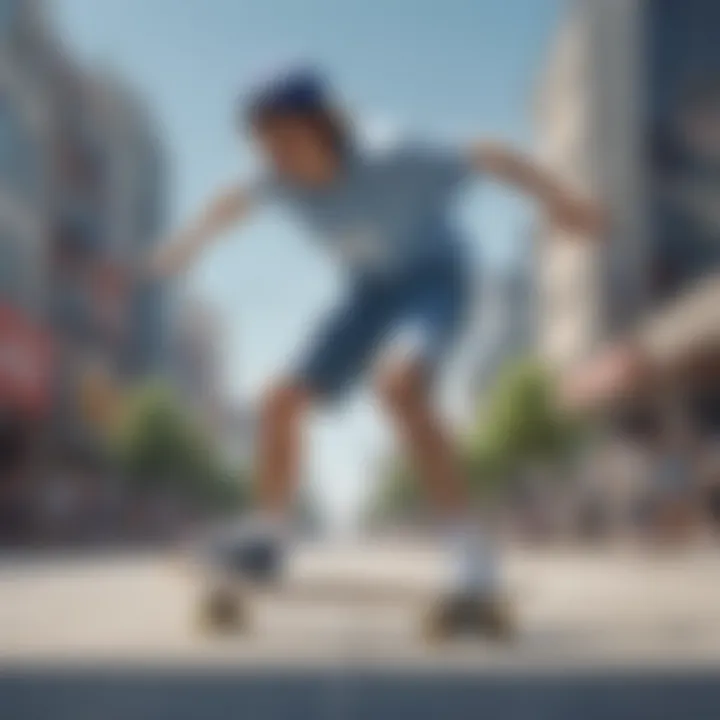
[53,0,562,527]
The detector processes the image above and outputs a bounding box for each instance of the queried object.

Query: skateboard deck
[186,548,515,642]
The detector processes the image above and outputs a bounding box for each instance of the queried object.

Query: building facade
[0,0,169,541]
[646,0,720,303]
[537,0,720,430]
[47,65,168,456]
[0,0,50,315]
[535,0,647,373]
[86,75,168,378]
[472,236,536,400]
[168,296,222,419]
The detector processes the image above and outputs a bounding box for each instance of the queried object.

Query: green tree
[474,359,582,470]
[366,457,423,527]
[112,383,248,514]
[365,358,585,523]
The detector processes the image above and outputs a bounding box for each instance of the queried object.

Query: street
[3,543,720,668]
[1,544,720,717]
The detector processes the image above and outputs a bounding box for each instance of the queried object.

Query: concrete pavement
[2,668,720,720]
[2,544,720,718]
[1,543,720,669]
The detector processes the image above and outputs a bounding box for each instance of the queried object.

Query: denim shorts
[295,247,470,400]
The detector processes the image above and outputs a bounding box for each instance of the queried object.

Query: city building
[46,57,168,456]
[168,295,223,425]
[0,0,60,539]
[0,0,169,540]
[534,0,646,373]
[167,295,254,474]
[536,0,720,436]
[0,1,50,315]
[472,237,536,400]
[215,400,256,469]
[86,73,169,378]
[0,1,54,400]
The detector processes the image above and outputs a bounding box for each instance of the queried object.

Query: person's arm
[149,185,254,277]
[469,141,605,235]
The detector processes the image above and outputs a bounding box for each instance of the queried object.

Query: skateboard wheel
[198,587,249,634]
[423,595,515,643]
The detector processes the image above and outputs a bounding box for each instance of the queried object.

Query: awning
[559,342,651,411]
[561,272,720,410]
[0,306,53,418]
[639,273,720,370]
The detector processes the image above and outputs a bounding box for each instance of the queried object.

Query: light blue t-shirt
[255,141,474,276]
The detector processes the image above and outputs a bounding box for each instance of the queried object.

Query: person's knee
[261,382,309,431]
[375,361,428,415]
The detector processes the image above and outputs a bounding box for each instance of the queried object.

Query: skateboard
[188,550,515,643]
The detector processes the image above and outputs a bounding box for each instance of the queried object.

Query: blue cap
[242,66,330,124]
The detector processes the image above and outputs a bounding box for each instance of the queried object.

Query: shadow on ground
[1,667,720,720]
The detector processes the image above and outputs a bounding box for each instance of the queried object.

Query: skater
[153,67,602,636]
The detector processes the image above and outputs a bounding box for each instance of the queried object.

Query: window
[0,0,19,38]
[0,94,39,203]
[131,143,165,248]
[0,232,26,305]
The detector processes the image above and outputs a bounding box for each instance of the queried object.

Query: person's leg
[208,282,389,582]
[373,250,503,606]
[257,381,312,519]
[208,382,310,581]
[376,359,499,596]
[376,361,467,517]
[257,277,392,523]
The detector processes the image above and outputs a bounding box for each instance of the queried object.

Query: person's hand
[547,190,606,237]
[145,242,187,279]
[142,186,250,280]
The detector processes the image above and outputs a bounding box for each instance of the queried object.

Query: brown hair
[248,106,353,157]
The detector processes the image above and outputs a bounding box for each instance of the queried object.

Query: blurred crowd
[506,420,720,546]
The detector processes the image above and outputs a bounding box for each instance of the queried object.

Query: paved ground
[1,543,720,717]
[3,668,720,720]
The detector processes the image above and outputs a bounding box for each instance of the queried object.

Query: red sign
[0,306,53,417]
